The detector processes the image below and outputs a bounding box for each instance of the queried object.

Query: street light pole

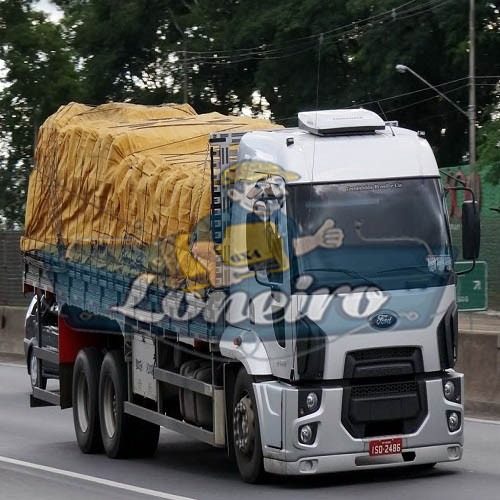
[469,0,476,190]
[396,3,477,187]
[395,64,469,118]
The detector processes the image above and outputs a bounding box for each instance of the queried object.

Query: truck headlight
[444,381,455,399]
[443,378,461,403]
[306,392,319,412]
[298,390,322,416]
[298,423,317,445]
[447,411,461,432]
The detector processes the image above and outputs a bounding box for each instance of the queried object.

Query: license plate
[369,437,403,456]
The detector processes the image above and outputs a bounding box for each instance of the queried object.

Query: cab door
[243,191,296,381]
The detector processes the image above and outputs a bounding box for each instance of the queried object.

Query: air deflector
[298,109,386,136]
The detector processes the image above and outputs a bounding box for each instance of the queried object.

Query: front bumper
[253,371,464,475]
[264,443,462,475]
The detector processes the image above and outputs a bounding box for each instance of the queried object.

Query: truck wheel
[29,348,47,391]
[72,348,103,453]
[233,368,265,483]
[99,350,159,458]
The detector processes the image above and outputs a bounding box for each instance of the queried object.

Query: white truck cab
[217,109,470,477]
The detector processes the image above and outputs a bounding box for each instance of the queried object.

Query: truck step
[124,402,225,447]
[33,346,59,365]
[30,387,60,407]
[154,366,219,396]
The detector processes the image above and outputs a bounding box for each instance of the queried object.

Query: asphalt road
[1,362,500,500]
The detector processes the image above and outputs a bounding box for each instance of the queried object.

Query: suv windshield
[287,178,453,292]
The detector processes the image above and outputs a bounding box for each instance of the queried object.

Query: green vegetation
[0,0,499,225]
[478,119,500,184]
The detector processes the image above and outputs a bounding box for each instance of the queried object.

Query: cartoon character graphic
[175,161,344,291]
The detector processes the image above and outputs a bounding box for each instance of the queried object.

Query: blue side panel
[25,251,218,341]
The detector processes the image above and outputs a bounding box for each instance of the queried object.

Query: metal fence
[478,217,500,310]
[0,231,30,307]
[442,166,500,311]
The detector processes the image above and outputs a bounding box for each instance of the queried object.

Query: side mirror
[462,200,480,260]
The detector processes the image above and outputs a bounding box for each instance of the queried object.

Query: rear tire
[233,368,265,483]
[99,350,159,458]
[72,347,103,453]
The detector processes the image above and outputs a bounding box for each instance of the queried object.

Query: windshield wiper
[355,221,433,255]
[303,267,375,284]
[376,266,435,276]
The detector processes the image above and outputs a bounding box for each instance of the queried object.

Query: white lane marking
[0,456,197,500]
[0,362,24,368]
[465,417,500,426]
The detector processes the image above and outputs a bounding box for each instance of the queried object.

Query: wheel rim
[76,371,90,433]
[30,353,38,388]
[233,393,255,456]
[103,375,117,439]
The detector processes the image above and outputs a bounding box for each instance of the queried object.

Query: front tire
[233,368,264,483]
[72,347,103,453]
[99,350,159,458]
[29,348,47,391]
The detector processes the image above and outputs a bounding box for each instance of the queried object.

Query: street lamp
[395,64,469,118]
[395,63,477,191]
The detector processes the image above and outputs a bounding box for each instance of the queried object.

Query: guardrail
[456,313,500,419]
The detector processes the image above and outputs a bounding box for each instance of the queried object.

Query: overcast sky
[33,0,64,22]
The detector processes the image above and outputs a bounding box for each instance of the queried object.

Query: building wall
[0,231,30,307]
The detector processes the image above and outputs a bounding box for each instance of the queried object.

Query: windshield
[287,178,453,292]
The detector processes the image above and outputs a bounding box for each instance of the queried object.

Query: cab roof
[238,115,438,184]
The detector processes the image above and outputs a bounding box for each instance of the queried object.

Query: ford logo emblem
[369,310,398,330]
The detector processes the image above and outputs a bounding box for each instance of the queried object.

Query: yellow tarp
[21,102,280,288]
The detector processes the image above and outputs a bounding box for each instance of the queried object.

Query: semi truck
[22,103,480,482]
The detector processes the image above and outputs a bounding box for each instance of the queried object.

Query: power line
[384,84,469,113]
[274,80,498,123]
[371,83,498,114]
[348,77,500,109]
[186,3,449,64]
[182,0,453,65]
[395,0,454,21]
[349,77,470,108]
[184,0,423,56]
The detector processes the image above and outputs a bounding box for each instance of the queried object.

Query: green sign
[455,261,488,311]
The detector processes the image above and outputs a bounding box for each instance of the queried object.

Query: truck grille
[351,381,418,399]
[342,347,428,438]
[349,346,416,362]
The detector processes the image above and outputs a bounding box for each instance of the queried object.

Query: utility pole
[168,9,188,104]
[397,2,477,194]
[469,0,476,189]
[182,44,188,104]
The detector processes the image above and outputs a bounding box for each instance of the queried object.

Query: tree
[205,0,500,167]
[2,0,499,228]
[54,0,193,104]
[0,0,81,226]
[478,116,500,183]
[52,0,500,169]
